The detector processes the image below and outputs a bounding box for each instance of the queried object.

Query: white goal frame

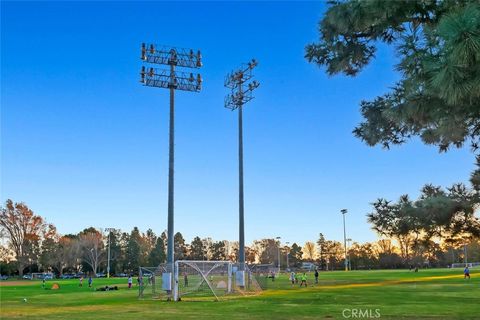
[451,262,480,268]
[31,272,54,280]
[174,260,233,301]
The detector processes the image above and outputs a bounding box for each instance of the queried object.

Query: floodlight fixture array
[224,59,260,273]
[139,43,203,283]
[224,59,260,110]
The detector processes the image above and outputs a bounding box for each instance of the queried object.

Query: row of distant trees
[1,199,479,276]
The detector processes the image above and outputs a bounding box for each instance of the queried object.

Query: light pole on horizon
[286,241,290,270]
[276,236,281,272]
[224,59,260,273]
[140,43,202,280]
[346,238,352,271]
[105,228,116,278]
[341,209,348,271]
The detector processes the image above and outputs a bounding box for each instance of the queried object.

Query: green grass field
[1,268,478,319]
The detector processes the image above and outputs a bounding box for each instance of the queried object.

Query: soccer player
[289,271,295,285]
[314,268,319,284]
[79,276,83,287]
[128,275,133,289]
[184,272,188,287]
[88,276,93,288]
[464,266,471,279]
[300,273,307,287]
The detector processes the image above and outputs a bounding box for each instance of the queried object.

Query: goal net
[32,272,54,280]
[175,260,232,301]
[139,261,262,301]
[175,261,262,301]
[231,263,263,294]
[248,264,277,290]
[138,263,172,300]
[451,262,480,268]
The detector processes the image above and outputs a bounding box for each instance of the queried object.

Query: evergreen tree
[125,227,142,272]
[145,229,157,254]
[316,233,327,270]
[209,241,227,261]
[108,230,122,274]
[189,236,207,260]
[288,243,303,267]
[306,1,480,152]
[174,232,187,260]
[148,237,166,266]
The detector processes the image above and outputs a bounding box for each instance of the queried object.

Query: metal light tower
[140,43,202,277]
[286,241,290,270]
[105,228,116,278]
[341,209,348,271]
[224,59,260,273]
[346,238,352,271]
[276,236,281,272]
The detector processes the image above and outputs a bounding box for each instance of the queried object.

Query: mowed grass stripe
[1,268,478,320]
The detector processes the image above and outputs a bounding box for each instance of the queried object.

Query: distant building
[301,262,316,271]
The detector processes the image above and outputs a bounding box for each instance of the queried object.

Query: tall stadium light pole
[105,228,116,278]
[276,236,281,272]
[286,241,290,269]
[346,238,352,271]
[140,43,202,277]
[224,59,260,272]
[341,209,348,271]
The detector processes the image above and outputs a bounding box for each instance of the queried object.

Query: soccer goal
[139,261,262,301]
[174,261,262,301]
[231,263,263,294]
[138,263,172,300]
[451,262,480,268]
[32,272,54,280]
[174,260,232,301]
[248,264,277,290]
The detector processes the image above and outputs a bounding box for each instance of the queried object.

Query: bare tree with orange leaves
[0,199,48,276]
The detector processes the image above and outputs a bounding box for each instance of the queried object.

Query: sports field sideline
[0,268,478,319]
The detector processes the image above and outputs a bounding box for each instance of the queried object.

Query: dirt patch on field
[0,280,35,287]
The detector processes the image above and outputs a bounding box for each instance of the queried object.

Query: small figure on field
[464,266,470,279]
[184,272,188,287]
[314,268,319,284]
[79,276,83,287]
[128,276,133,289]
[300,273,307,287]
[289,271,296,285]
[88,276,93,288]
[267,271,275,282]
[42,278,46,289]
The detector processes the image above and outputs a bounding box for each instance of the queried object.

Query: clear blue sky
[1,1,474,246]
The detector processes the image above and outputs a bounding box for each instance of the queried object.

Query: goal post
[139,261,262,301]
[174,260,232,301]
[32,272,54,280]
[451,262,480,268]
